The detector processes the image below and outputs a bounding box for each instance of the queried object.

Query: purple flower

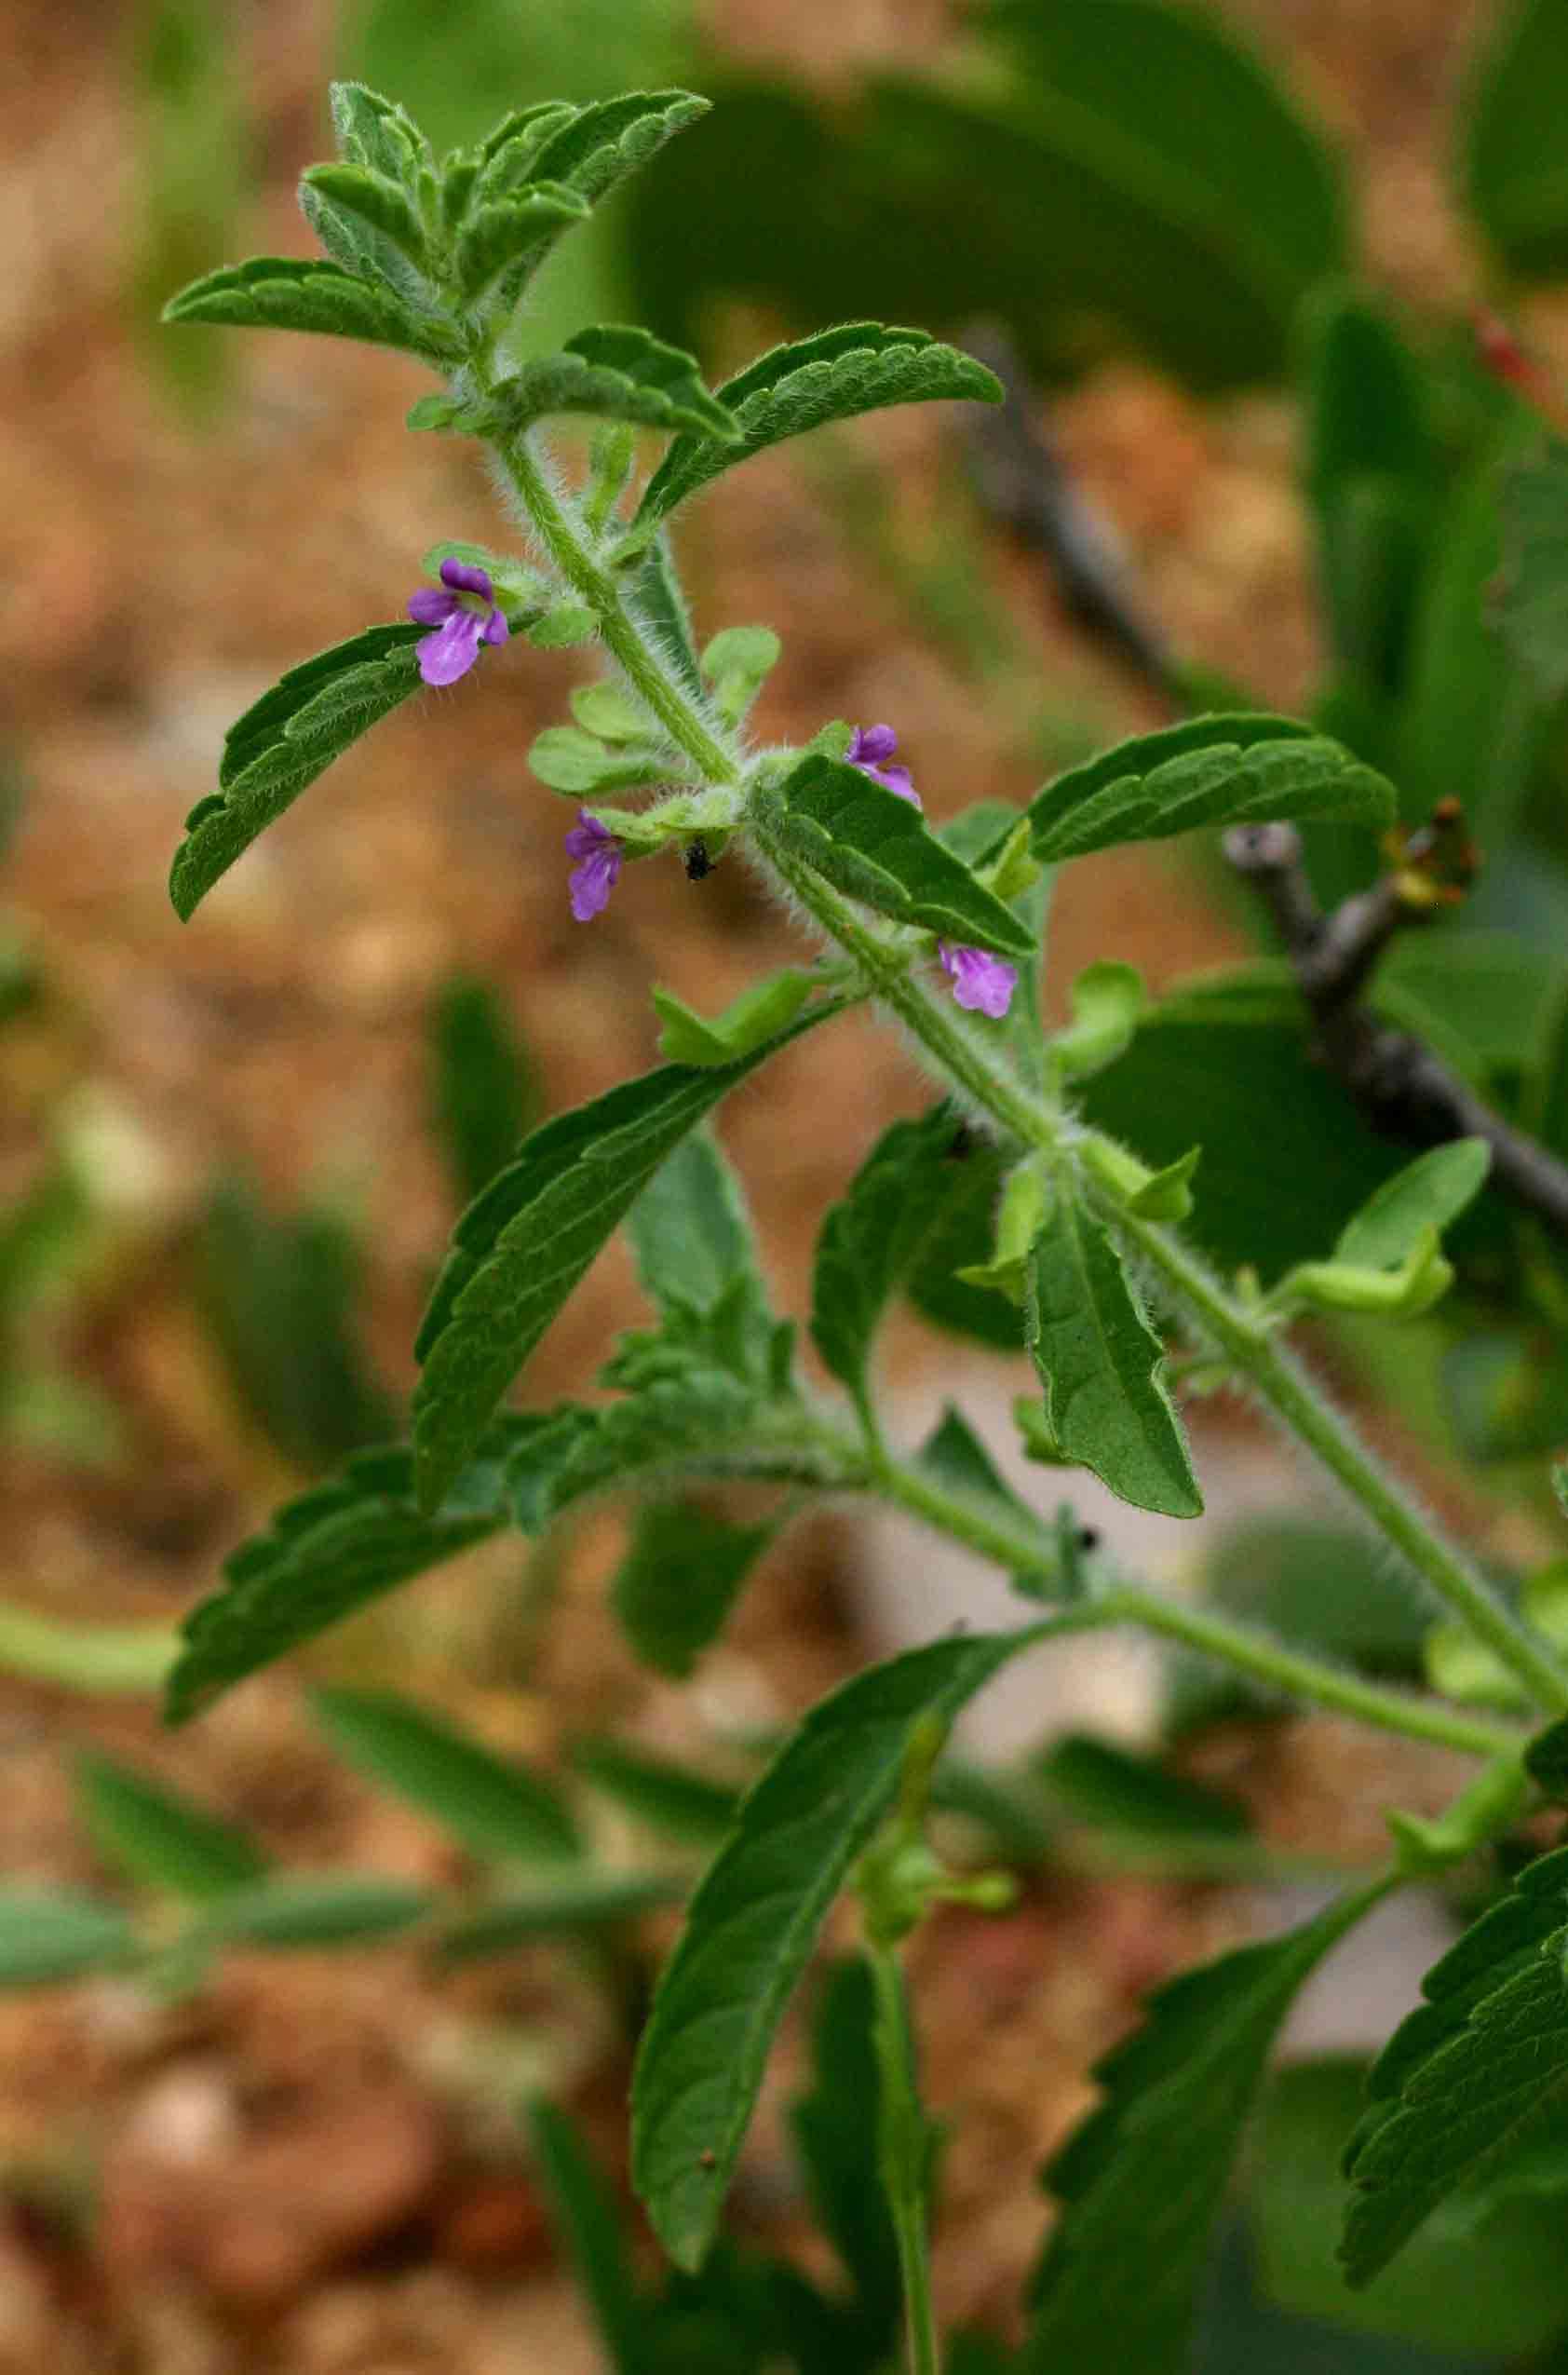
[408,557,508,686]
[564,810,623,922]
[848,722,919,807]
[850,723,1017,1020]
[939,942,1017,1020]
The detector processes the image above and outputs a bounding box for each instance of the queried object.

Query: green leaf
[412,1018,826,1512]
[1341,1842,1568,2287]
[764,755,1034,959]
[527,725,663,795]
[524,2099,645,2375]
[162,253,456,359]
[311,1688,581,1864]
[1496,436,1568,701]
[453,183,590,304]
[637,321,1000,527]
[812,1104,981,1402]
[484,325,737,441]
[1021,1882,1387,2375]
[0,1890,137,1988]
[329,81,430,184]
[913,1405,1061,1586]
[626,532,705,699]
[1334,1141,1492,1269]
[701,624,781,726]
[522,88,710,208]
[196,1872,433,1949]
[1025,1185,1201,1519]
[630,1624,1051,2270]
[1021,715,1394,864]
[1459,0,1568,276]
[790,1959,902,2342]
[651,970,818,1066]
[626,1129,761,1320]
[610,1498,777,1677]
[72,1751,265,1901]
[903,1137,1027,1354]
[1527,1714,1568,1801]
[1036,1734,1250,1849]
[525,600,601,649]
[170,623,425,917]
[572,1739,741,1847]
[299,159,430,275]
[1049,960,1144,1080]
[570,682,648,742]
[164,1418,588,1722]
[427,973,537,1211]
[439,1868,682,1960]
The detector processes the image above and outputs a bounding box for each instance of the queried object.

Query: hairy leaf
[765,755,1034,958]
[170,623,425,917]
[631,1624,1050,2269]
[311,1688,581,1864]
[638,321,1000,526]
[913,1405,1061,1583]
[453,182,589,303]
[522,88,710,208]
[330,81,430,183]
[483,325,737,441]
[72,1751,266,1901]
[626,1129,760,1319]
[1025,1187,1201,1518]
[1022,715,1394,863]
[0,1890,137,1988]
[651,970,818,1065]
[412,1016,825,1513]
[812,1104,980,1401]
[610,1497,777,1677]
[299,160,430,274]
[1341,1842,1568,2286]
[162,253,457,358]
[1022,1883,1386,2374]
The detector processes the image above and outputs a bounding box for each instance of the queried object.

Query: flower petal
[408,587,460,625]
[849,723,899,766]
[939,943,1018,1019]
[439,557,494,601]
[416,611,483,686]
[481,606,509,646]
[563,809,614,861]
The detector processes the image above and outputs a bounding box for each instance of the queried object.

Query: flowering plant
[150,80,1568,2374]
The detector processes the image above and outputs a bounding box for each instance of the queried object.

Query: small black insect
[683,838,711,881]
[944,1122,976,1162]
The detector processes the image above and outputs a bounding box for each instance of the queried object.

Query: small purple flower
[939,942,1017,1020]
[847,722,919,807]
[408,557,509,686]
[564,810,623,922]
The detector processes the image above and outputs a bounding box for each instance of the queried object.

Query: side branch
[1225,817,1568,1245]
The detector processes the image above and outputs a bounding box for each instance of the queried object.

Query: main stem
[870,1942,943,2375]
[491,433,1568,1723]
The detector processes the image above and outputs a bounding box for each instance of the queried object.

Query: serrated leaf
[1021,715,1393,863]
[162,254,456,359]
[626,1129,760,1320]
[165,1417,588,1723]
[170,623,425,917]
[524,2099,645,2375]
[72,1751,265,1901]
[1496,437,1568,701]
[573,1739,741,1847]
[299,161,429,273]
[1340,1843,1568,2287]
[1460,0,1568,276]
[453,183,590,303]
[311,1688,580,1864]
[439,1868,682,1960]
[196,1872,433,1949]
[1333,1140,1492,1269]
[764,755,1034,959]
[485,325,737,442]
[329,81,430,184]
[524,88,710,207]
[1025,1184,1201,1519]
[631,1623,1053,2270]
[638,321,1001,527]
[610,1497,777,1677]
[1022,1882,1387,2375]
[427,972,537,1211]
[812,1103,990,1401]
[412,1014,827,1512]
[651,970,818,1066]
[0,1891,137,1988]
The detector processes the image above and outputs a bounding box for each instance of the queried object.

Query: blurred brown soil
[0,0,1507,2367]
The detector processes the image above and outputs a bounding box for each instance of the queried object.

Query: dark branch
[1224,819,1568,1245]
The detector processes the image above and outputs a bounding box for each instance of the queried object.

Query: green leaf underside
[1025,1190,1201,1518]
[484,324,737,441]
[1341,1842,1568,2287]
[631,1625,1052,2270]
[812,1104,977,1398]
[768,755,1034,958]
[311,1688,581,1864]
[1017,714,1393,864]
[72,1751,265,1901]
[0,1891,137,1988]
[1021,1883,1386,2375]
[637,321,1002,525]
[611,1498,776,1677]
[170,623,425,917]
[163,255,457,359]
[412,1011,829,1513]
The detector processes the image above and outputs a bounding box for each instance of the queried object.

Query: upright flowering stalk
[408,560,508,686]
[848,725,1018,1019]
